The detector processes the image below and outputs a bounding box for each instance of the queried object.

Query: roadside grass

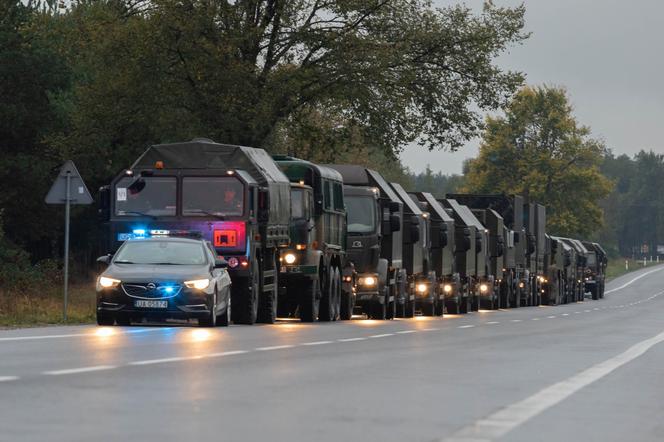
[606,258,661,281]
[0,283,95,327]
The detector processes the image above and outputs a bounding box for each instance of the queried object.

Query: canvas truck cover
[132,139,291,226]
[326,165,401,204]
[416,193,455,223]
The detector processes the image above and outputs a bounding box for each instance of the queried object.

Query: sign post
[45,161,93,321]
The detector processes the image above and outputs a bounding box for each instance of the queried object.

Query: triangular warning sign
[45,160,94,205]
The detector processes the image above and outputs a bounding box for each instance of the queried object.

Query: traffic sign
[45,160,93,321]
[45,160,93,205]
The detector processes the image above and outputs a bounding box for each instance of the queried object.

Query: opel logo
[147,283,156,290]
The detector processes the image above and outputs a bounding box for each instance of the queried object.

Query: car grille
[121,283,182,299]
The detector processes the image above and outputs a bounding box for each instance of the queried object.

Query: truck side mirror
[527,234,536,254]
[408,215,420,243]
[389,214,401,232]
[475,231,482,253]
[98,186,110,222]
[513,231,520,243]
[458,227,471,252]
[389,201,401,212]
[496,236,504,257]
[439,224,448,248]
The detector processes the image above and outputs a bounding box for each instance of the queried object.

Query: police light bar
[149,229,202,239]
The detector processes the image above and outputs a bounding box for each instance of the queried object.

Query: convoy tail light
[155,161,164,169]
[99,276,121,288]
[185,279,210,290]
[227,257,240,268]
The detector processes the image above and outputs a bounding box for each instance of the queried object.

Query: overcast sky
[400,0,664,175]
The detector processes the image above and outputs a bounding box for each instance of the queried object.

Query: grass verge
[606,258,662,281]
[0,284,95,328]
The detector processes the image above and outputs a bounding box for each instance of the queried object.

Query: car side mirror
[214,258,228,269]
[96,255,111,265]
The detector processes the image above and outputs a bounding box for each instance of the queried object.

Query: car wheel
[199,289,217,327]
[96,311,114,326]
[116,315,131,326]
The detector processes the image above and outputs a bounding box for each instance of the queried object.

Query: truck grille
[121,283,182,299]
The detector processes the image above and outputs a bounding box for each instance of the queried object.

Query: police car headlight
[443,284,453,293]
[479,283,489,293]
[360,276,376,286]
[284,253,297,264]
[99,277,121,288]
[185,279,210,290]
[416,283,428,293]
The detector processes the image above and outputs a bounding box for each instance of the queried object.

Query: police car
[96,234,231,327]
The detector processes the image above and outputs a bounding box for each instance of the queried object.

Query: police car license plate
[134,300,167,309]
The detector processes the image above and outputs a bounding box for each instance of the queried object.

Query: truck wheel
[318,269,334,322]
[217,290,230,327]
[340,272,354,320]
[422,301,435,316]
[232,270,259,325]
[404,295,415,318]
[257,256,278,324]
[332,268,341,321]
[96,312,114,326]
[591,286,599,300]
[299,279,320,322]
[459,296,469,314]
[386,285,396,320]
[369,300,386,320]
[446,299,459,314]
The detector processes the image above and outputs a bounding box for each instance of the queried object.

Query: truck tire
[446,298,459,314]
[257,256,278,324]
[332,267,341,321]
[386,284,396,320]
[404,294,415,318]
[591,285,599,300]
[299,279,320,322]
[369,299,386,320]
[232,269,259,325]
[319,269,334,322]
[422,301,435,316]
[459,296,469,314]
[96,312,114,326]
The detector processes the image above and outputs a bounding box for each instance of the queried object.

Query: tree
[463,85,613,237]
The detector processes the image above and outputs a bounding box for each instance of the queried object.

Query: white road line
[562,313,569,316]
[44,365,117,376]
[129,357,187,366]
[255,345,295,351]
[531,318,540,321]
[547,316,556,319]
[396,330,417,334]
[206,350,250,358]
[0,328,161,343]
[422,328,441,331]
[300,341,333,346]
[441,329,664,442]
[486,322,500,325]
[584,310,591,313]
[605,266,664,294]
[510,320,522,323]
[458,325,475,329]
[369,333,394,338]
[338,337,367,342]
[0,376,19,382]
[574,311,581,314]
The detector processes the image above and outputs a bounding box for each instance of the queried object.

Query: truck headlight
[479,283,489,293]
[360,276,376,286]
[416,283,428,293]
[518,282,525,289]
[99,276,121,288]
[443,284,453,293]
[284,253,297,264]
[184,279,210,290]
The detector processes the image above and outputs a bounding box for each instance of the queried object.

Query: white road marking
[442,329,664,442]
[338,337,367,342]
[422,328,441,332]
[547,316,556,319]
[584,310,591,313]
[0,376,19,382]
[605,266,664,294]
[510,320,522,323]
[129,357,187,366]
[396,330,417,334]
[531,318,540,321]
[0,328,161,343]
[458,325,475,329]
[562,313,569,316]
[486,322,500,325]
[44,365,117,376]
[206,350,250,357]
[369,333,394,338]
[300,341,333,346]
[255,345,295,351]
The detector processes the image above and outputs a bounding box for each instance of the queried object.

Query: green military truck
[273,156,348,322]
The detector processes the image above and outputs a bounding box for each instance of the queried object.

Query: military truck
[581,241,607,300]
[471,209,505,310]
[439,199,479,313]
[559,238,589,302]
[99,139,290,325]
[447,194,527,309]
[411,193,459,315]
[327,165,406,319]
[273,156,348,322]
[522,203,547,306]
[542,235,565,305]
[386,182,435,316]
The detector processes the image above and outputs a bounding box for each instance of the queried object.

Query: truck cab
[472,209,505,310]
[327,165,405,320]
[99,139,291,325]
[273,156,347,322]
[581,241,607,300]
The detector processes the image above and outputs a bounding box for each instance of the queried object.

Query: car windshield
[115,177,176,216]
[114,241,207,265]
[183,177,244,217]
[346,195,376,233]
[291,188,310,219]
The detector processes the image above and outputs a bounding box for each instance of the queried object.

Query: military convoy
[98,139,609,326]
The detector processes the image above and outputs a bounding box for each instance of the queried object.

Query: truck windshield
[183,177,244,217]
[114,241,206,265]
[586,252,597,267]
[291,188,310,219]
[346,195,376,234]
[115,177,176,216]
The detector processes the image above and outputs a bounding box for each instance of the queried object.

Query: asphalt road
[2,265,664,442]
